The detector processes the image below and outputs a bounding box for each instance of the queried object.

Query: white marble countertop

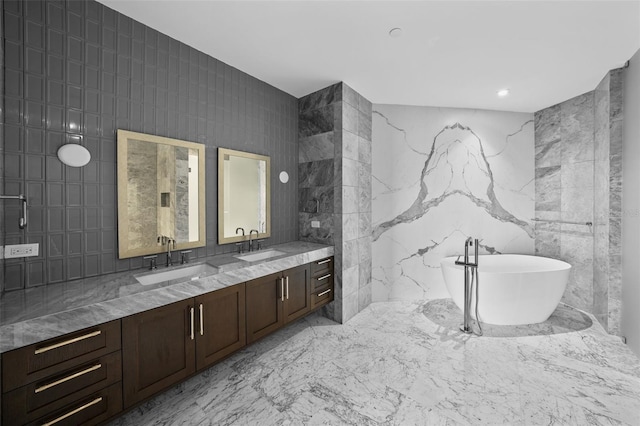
[0,241,334,354]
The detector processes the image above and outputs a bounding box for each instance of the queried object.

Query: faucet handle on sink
[180,250,192,264]
[143,255,158,270]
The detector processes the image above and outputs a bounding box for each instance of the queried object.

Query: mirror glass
[218,148,270,244]
[117,130,206,259]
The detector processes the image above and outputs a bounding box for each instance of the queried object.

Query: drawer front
[28,382,122,426]
[3,351,122,424]
[310,257,333,277]
[311,271,333,292]
[311,285,334,310]
[2,320,121,393]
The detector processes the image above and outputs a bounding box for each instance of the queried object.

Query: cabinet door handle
[189,307,195,340]
[199,303,204,336]
[317,259,331,265]
[34,330,102,355]
[35,363,102,394]
[280,278,284,302]
[318,289,332,297]
[41,396,103,426]
[285,276,289,300]
[317,274,331,281]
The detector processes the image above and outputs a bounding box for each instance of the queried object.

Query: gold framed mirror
[117,130,206,259]
[218,148,271,244]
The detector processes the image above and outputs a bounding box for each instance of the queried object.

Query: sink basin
[135,263,218,286]
[235,249,285,262]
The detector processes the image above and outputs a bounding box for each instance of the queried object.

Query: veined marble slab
[372,105,535,302]
[0,241,333,353]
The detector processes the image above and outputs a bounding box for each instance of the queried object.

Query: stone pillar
[298,83,372,323]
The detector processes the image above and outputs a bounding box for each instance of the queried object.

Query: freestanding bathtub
[440,254,571,325]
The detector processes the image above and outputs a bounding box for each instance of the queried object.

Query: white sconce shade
[58,144,91,167]
[279,171,289,183]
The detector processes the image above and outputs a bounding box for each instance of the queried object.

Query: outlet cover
[311,220,320,228]
[4,243,39,259]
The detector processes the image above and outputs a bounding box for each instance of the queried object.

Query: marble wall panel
[372,105,534,301]
[299,132,335,163]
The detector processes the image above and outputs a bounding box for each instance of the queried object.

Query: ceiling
[98,1,640,113]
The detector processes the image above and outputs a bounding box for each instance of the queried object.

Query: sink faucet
[158,235,176,266]
[249,229,259,252]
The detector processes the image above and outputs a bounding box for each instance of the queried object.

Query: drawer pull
[280,278,285,302]
[34,330,102,355]
[318,289,332,297]
[41,396,103,426]
[35,364,102,394]
[317,259,331,265]
[317,274,331,281]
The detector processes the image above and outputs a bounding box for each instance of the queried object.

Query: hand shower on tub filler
[454,237,483,336]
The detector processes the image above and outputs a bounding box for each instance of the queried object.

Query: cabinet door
[246,272,284,344]
[283,265,311,323]
[196,284,246,369]
[122,299,195,408]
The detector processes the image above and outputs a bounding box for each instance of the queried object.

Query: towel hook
[0,194,27,229]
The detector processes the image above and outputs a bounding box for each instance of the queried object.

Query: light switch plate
[311,220,320,228]
[4,243,39,259]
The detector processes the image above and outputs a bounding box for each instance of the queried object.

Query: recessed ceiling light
[497,89,510,97]
[389,28,403,38]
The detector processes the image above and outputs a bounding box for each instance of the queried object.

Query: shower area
[371,66,627,338]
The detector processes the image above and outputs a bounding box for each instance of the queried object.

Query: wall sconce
[279,171,289,183]
[57,144,91,167]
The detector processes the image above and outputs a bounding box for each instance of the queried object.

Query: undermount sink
[135,263,218,286]
[235,249,286,262]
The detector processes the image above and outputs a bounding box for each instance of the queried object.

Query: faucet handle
[256,239,265,250]
[235,242,245,254]
[180,250,192,264]
[143,255,158,270]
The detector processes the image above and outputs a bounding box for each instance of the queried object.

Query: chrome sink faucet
[158,235,176,267]
[249,229,259,252]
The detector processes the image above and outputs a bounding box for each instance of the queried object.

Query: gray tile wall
[1,0,5,294]
[298,82,372,324]
[2,0,298,290]
[535,68,624,335]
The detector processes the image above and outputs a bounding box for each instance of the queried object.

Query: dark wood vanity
[1,256,334,425]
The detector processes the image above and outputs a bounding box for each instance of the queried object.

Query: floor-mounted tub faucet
[455,237,479,334]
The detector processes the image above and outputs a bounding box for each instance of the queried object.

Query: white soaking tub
[440,254,571,325]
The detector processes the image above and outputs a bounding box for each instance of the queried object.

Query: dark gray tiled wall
[1,0,5,293]
[2,0,298,290]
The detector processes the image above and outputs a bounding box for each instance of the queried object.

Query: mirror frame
[218,148,271,245]
[117,129,206,259]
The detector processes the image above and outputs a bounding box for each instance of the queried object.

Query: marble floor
[111,300,640,425]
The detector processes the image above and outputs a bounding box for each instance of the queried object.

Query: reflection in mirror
[218,148,270,244]
[117,130,206,259]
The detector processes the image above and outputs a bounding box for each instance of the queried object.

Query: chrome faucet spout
[249,229,259,252]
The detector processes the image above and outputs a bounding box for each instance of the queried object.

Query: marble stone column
[535,67,624,335]
[298,83,372,323]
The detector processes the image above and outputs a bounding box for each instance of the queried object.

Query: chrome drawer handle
[34,330,102,355]
[41,396,103,426]
[317,274,331,281]
[280,278,285,302]
[318,289,332,297]
[285,276,289,300]
[35,364,102,394]
[199,304,204,336]
[317,259,331,265]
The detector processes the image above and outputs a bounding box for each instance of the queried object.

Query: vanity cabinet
[246,265,310,344]
[310,257,334,309]
[1,320,122,425]
[122,283,246,408]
